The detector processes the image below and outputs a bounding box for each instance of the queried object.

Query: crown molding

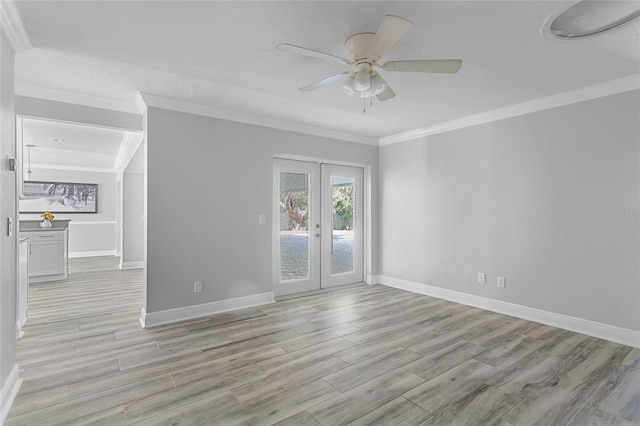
[135,92,147,114]
[380,74,640,146]
[16,84,139,114]
[0,0,31,53]
[137,92,378,146]
[30,163,116,174]
[113,132,143,173]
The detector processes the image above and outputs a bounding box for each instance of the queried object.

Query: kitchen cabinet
[16,238,28,338]
[25,229,68,283]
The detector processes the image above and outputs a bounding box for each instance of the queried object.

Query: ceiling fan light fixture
[354,68,371,92]
[370,74,387,95]
[341,76,356,96]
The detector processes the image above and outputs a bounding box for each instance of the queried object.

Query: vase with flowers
[40,211,54,228]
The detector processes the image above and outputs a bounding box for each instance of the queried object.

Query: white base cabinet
[25,230,69,283]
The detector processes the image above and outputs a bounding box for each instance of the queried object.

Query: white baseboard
[1,364,22,424]
[69,250,117,258]
[15,321,25,339]
[366,275,380,285]
[140,292,276,328]
[377,275,640,349]
[120,260,144,270]
[139,307,147,328]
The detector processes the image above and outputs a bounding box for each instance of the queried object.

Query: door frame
[272,154,373,295]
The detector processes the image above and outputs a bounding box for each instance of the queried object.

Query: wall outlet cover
[497,276,506,288]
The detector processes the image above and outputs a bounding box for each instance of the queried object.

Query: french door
[273,159,364,296]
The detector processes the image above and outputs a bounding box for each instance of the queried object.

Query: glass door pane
[279,171,310,281]
[273,159,320,297]
[321,164,364,288]
[330,176,355,275]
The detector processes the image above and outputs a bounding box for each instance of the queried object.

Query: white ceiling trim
[0,0,31,53]
[113,132,143,173]
[16,83,140,114]
[137,92,379,146]
[31,163,116,174]
[380,74,640,146]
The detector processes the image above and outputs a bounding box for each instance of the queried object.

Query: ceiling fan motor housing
[345,33,376,63]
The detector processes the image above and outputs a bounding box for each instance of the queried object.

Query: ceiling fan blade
[376,85,396,101]
[367,15,413,61]
[299,71,351,92]
[277,43,351,65]
[382,59,462,73]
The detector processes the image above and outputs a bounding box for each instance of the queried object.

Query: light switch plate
[497,276,506,288]
[7,217,13,237]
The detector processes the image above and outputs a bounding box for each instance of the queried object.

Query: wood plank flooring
[6,256,640,425]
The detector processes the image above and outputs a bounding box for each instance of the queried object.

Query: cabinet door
[17,240,29,336]
[29,241,65,276]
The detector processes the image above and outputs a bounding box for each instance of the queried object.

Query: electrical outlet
[497,276,506,288]
[478,273,486,284]
[194,281,202,293]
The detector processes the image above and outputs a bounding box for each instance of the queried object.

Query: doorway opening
[14,115,144,338]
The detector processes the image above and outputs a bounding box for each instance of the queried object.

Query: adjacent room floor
[6,257,640,425]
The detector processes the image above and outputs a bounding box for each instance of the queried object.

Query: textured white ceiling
[13,1,640,141]
[22,118,131,171]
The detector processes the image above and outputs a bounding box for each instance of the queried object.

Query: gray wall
[20,168,117,256]
[379,90,640,331]
[0,32,16,400]
[146,107,379,313]
[122,144,144,266]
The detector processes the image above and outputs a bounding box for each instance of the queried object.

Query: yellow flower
[40,212,54,221]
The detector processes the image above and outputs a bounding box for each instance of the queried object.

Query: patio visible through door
[273,159,364,296]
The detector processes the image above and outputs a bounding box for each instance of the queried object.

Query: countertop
[20,219,71,232]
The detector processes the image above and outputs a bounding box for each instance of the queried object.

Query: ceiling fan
[277,15,462,102]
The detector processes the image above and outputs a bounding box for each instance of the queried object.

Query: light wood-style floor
[6,257,640,425]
